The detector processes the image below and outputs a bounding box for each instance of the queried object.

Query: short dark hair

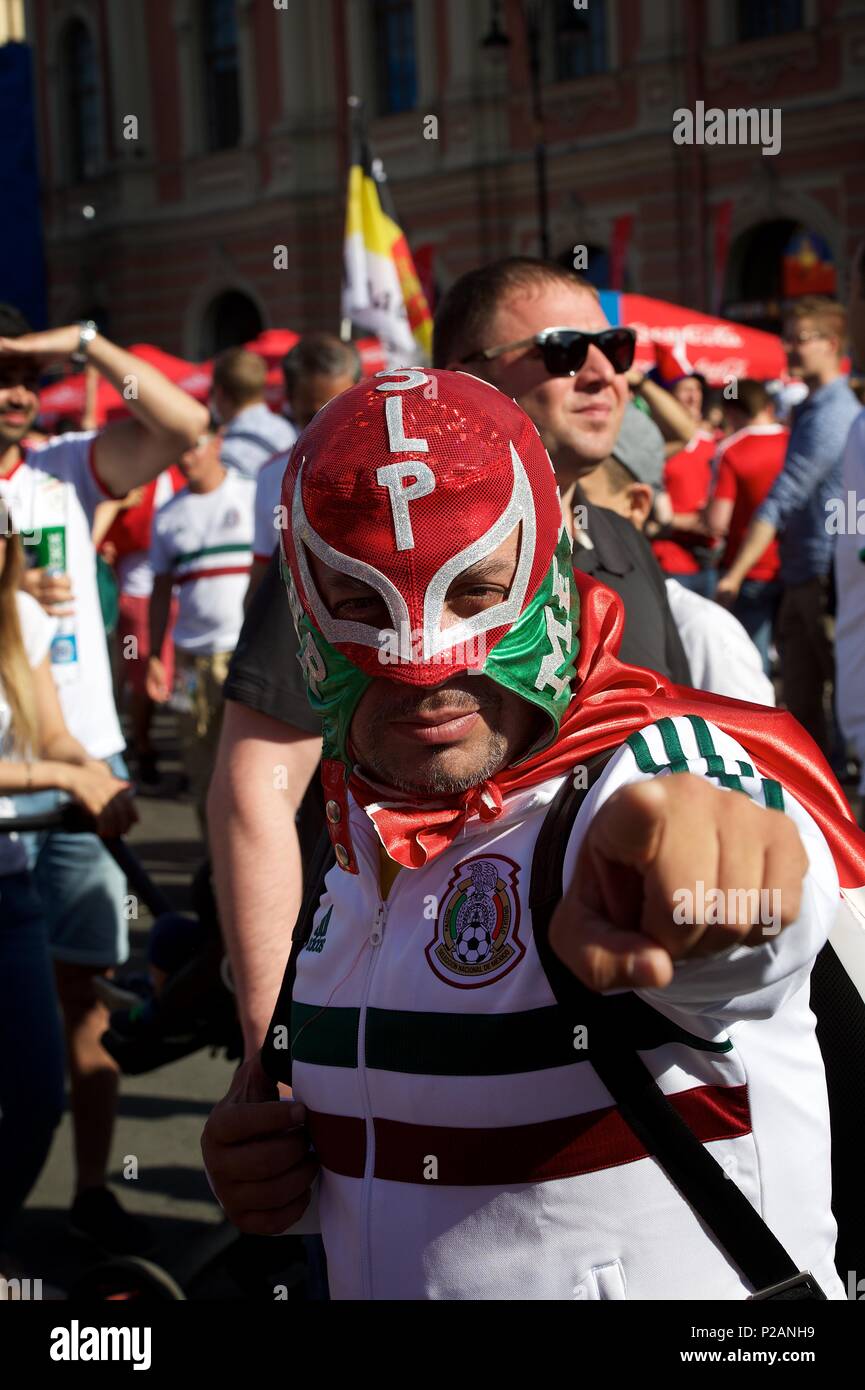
[282,333,361,393]
[0,304,32,338]
[432,258,601,369]
[729,378,773,420]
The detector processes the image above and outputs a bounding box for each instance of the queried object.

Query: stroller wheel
[70,1256,186,1301]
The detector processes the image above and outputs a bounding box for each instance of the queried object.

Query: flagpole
[341,95,364,342]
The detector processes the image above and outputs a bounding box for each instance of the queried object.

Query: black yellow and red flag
[342,98,432,364]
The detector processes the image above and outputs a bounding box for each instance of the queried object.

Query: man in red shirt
[705,380,788,674]
[640,358,719,597]
[651,428,719,596]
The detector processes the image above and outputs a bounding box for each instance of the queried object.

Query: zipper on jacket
[357,897,388,1301]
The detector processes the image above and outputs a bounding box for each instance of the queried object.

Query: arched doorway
[723,220,838,333]
[199,290,263,356]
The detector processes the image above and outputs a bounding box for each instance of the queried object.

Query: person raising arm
[0,320,209,498]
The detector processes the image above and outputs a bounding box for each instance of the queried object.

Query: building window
[736,0,804,41]
[373,0,417,115]
[62,19,101,181]
[553,0,607,81]
[203,0,241,151]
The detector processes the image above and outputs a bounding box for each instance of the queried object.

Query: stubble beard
[354,682,511,795]
[359,728,511,796]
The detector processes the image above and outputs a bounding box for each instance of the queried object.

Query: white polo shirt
[116,468,186,600]
[149,470,254,653]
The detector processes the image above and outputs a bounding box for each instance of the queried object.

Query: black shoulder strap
[530,758,825,1301]
[811,937,865,1280]
[260,827,336,1086]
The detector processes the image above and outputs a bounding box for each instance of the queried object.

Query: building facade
[22,0,865,356]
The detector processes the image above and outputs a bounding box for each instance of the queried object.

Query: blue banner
[598,290,621,326]
[0,42,46,327]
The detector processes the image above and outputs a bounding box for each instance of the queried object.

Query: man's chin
[358,734,509,796]
[557,429,620,477]
[0,424,31,447]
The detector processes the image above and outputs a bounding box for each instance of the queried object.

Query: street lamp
[481,0,550,260]
[481,0,510,52]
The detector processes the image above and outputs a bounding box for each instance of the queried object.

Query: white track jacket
[287,715,844,1300]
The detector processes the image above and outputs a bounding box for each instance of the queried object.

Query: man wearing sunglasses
[716,296,861,758]
[435,258,690,683]
[832,248,865,822]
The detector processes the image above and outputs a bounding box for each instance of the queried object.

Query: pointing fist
[550,773,809,993]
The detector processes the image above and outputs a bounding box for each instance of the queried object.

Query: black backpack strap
[811,938,865,1279]
[530,757,826,1301]
[260,828,336,1086]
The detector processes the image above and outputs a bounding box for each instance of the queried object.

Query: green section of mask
[480,528,578,761]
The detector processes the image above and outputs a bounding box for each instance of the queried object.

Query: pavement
[16,709,243,1298]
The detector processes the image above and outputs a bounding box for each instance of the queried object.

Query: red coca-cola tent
[601,292,787,385]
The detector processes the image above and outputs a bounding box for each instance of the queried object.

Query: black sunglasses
[461,325,637,377]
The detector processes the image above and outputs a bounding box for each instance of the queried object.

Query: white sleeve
[253,482,275,560]
[561,715,839,1034]
[665,581,775,706]
[16,590,57,666]
[253,457,286,561]
[28,431,109,528]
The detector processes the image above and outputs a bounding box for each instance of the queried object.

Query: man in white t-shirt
[580,404,775,705]
[246,334,362,606]
[0,303,209,1253]
[147,426,254,839]
[211,347,296,481]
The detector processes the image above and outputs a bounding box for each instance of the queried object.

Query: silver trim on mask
[291,455,412,655]
[291,441,539,668]
[421,441,536,661]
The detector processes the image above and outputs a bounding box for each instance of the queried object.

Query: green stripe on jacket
[290,998,733,1073]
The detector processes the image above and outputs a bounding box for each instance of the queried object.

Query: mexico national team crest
[426,854,523,988]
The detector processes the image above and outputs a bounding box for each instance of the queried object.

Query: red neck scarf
[331,573,865,888]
